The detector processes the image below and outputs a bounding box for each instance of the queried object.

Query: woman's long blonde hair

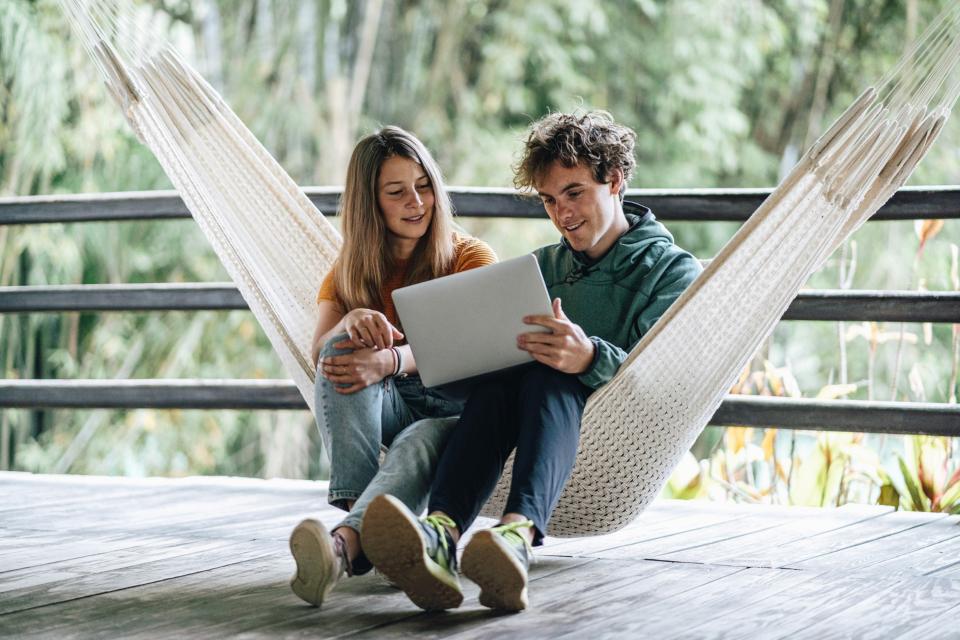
[333,126,456,313]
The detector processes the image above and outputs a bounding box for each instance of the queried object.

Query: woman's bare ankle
[332,525,361,561]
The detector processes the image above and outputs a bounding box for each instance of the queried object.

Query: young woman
[288,126,496,607]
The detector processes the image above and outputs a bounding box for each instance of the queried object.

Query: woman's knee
[320,332,355,358]
[385,417,457,466]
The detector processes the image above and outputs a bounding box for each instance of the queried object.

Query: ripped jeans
[314,333,462,533]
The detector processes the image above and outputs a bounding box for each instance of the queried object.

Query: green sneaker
[361,494,463,611]
[461,520,534,611]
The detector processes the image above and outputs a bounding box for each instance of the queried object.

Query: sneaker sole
[461,529,529,611]
[361,495,463,611]
[288,518,338,607]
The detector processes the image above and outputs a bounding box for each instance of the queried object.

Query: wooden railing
[1,186,959,436]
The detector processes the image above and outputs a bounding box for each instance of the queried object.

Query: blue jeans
[314,334,462,533]
[428,363,591,545]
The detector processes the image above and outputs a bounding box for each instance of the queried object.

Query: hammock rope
[61,0,960,535]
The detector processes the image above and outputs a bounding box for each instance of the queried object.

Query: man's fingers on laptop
[518,331,561,347]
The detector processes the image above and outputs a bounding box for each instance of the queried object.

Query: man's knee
[519,363,582,396]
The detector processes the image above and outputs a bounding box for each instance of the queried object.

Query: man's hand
[320,342,394,394]
[517,298,595,374]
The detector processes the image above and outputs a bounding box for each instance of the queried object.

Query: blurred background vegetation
[1,0,957,513]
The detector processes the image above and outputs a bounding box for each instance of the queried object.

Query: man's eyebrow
[538,182,584,198]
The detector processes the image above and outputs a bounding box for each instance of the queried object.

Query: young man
[360,111,703,611]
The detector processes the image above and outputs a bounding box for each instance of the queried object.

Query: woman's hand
[320,342,396,394]
[342,308,404,350]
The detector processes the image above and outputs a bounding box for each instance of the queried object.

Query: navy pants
[427,363,592,545]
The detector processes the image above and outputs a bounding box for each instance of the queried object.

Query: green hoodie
[534,202,702,389]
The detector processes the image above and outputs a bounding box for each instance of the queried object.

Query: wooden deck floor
[1,472,959,639]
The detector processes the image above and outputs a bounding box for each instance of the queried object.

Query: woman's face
[377,155,435,244]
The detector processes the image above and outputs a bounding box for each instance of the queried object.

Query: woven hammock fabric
[62,0,960,536]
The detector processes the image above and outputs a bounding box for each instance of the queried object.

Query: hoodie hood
[561,201,677,280]
[532,201,702,389]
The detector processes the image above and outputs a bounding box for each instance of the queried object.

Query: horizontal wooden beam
[2,284,958,323]
[1,185,958,224]
[0,379,957,436]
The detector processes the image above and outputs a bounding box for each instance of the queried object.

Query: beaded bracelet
[391,346,403,377]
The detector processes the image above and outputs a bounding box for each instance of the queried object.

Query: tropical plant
[880,436,960,514]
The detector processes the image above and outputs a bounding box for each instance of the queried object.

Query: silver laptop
[392,253,554,387]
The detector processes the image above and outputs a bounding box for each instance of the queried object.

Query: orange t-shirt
[316,234,498,328]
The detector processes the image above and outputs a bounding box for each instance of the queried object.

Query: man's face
[536,161,625,260]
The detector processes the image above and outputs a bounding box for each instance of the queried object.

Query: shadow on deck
[1,472,958,639]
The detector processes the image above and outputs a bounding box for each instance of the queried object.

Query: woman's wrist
[391,346,406,378]
[382,348,398,378]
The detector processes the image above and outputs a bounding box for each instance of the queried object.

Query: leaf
[725,426,750,455]
[918,438,947,499]
[914,219,944,256]
[877,483,899,509]
[908,364,926,402]
[950,244,959,290]
[899,456,927,511]
[816,383,857,400]
[666,451,702,499]
[790,445,829,507]
[761,429,777,461]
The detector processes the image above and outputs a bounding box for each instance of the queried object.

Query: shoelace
[422,513,458,557]
[490,519,535,557]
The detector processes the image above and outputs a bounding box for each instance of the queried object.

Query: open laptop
[392,253,554,387]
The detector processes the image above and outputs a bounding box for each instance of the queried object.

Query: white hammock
[62,0,960,536]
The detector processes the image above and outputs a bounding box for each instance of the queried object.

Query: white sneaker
[289,518,346,607]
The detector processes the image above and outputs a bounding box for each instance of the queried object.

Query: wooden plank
[3,382,959,437]
[0,472,179,512]
[0,283,246,312]
[4,474,958,638]
[0,551,592,638]
[2,185,958,224]
[358,560,741,639]
[778,511,949,570]
[5,284,958,323]
[0,378,306,410]
[607,567,816,638]
[0,534,169,574]
[0,537,233,593]
[661,503,893,567]
[866,522,960,577]
[781,290,960,322]
[779,574,960,640]
[0,539,275,615]
[588,508,830,561]
[789,513,960,573]
[893,599,960,640]
[710,397,960,435]
[670,571,911,640]
[540,506,752,558]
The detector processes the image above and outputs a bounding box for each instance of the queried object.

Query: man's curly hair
[514,111,637,198]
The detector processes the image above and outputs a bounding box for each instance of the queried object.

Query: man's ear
[607,168,624,196]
